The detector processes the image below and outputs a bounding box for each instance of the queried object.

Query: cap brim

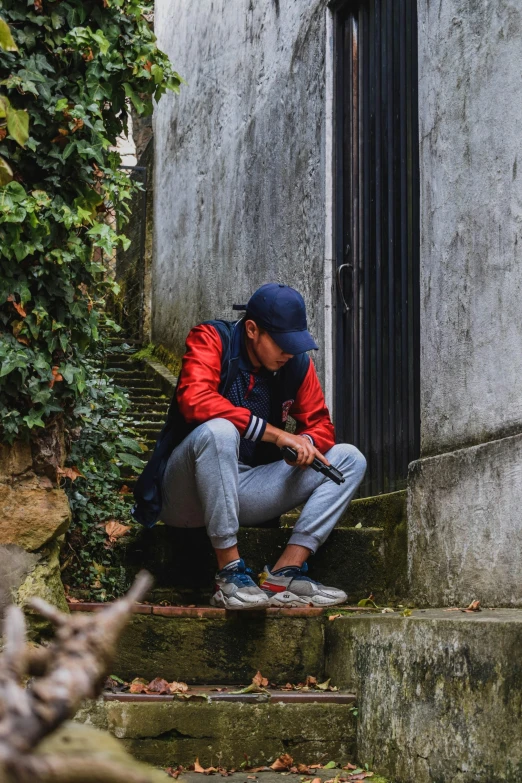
[268,329,319,354]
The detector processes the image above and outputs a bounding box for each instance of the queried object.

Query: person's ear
[244,319,258,339]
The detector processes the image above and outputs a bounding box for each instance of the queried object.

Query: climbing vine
[0,0,180,442]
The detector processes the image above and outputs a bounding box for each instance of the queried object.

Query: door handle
[336,262,352,313]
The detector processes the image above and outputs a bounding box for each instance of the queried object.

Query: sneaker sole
[210,591,269,611]
[263,590,347,608]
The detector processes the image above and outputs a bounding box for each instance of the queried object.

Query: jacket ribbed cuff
[300,433,315,446]
[243,414,267,441]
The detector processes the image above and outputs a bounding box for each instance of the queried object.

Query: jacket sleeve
[176,324,266,441]
[290,359,336,454]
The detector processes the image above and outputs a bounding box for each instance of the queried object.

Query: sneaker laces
[272,562,319,584]
[219,559,256,585]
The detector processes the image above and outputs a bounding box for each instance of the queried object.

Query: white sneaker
[210,559,270,610]
[259,563,347,607]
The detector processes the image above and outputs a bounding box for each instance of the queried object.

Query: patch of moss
[134,343,182,377]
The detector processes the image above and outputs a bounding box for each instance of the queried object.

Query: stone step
[75,692,358,769]
[132,426,162,440]
[111,373,150,384]
[104,358,139,370]
[73,606,522,782]
[107,524,396,607]
[124,394,170,405]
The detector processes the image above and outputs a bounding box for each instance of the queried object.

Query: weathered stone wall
[326,611,522,783]
[418,0,522,456]
[410,0,522,605]
[408,433,522,607]
[0,439,70,630]
[153,0,329,377]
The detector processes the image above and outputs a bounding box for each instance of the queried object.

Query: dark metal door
[334,0,420,497]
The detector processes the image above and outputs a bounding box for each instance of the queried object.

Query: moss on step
[112,612,325,684]
[134,342,182,378]
[75,699,356,768]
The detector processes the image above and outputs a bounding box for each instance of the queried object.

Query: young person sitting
[133,283,366,609]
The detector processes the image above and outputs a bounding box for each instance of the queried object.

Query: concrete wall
[153,0,330,377]
[410,0,522,605]
[418,0,522,457]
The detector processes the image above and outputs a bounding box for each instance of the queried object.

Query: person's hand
[273,431,330,469]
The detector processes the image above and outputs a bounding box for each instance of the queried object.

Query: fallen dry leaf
[247,767,270,773]
[193,758,218,774]
[166,766,185,779]
[270,753,293,771]
[305,675,317,687]
[119,484,131,494]
[296,764,311,773]
[57,466,84,482]
[104,520,131,543]
[252,670,269,688]
[146,677,171,694]
[466,600,481,612]
[311,778,321,783]
[329,614,342,621]
[129,677,149,694]
[316,678,331,690]
[169,680,189,693]
[343,764,358,770]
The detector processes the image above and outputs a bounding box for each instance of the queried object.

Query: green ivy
[0,0,181,442]
[60,346,144,601]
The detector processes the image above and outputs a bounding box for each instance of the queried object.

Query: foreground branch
[0,571,153,782]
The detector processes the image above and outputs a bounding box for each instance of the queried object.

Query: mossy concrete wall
[325,610,522,783]
[76,699,356,768]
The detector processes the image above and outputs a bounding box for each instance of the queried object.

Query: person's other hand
[274,432,330,468]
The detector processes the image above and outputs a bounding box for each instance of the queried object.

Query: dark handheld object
[281,446,345,485]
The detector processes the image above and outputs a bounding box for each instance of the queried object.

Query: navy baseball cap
[246,283,319,355]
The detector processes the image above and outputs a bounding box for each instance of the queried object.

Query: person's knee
[196,418,240,451]
[330,443,367,477]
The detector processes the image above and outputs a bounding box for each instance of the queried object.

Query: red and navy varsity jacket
[131,318,335,527]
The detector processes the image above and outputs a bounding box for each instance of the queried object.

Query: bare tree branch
[0,570,154,782]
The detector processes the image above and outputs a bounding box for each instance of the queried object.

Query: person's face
[244,319,293,371]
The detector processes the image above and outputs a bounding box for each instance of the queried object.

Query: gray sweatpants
[160,418,367,553]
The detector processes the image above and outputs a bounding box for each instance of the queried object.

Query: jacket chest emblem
[281,399,294,423]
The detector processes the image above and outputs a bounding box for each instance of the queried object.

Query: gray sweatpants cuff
[288,531,321,554]
[210,533,238,550]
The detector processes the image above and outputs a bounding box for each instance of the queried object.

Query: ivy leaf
[7,108,29,148]
[0,18,18,52]
[117,452,145,470]
[23,409,45,429]
[117,435,143,454]
[0,156,13,185]
[123,82,145,114]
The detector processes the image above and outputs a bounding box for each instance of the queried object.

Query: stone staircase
[73,342,522,783]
